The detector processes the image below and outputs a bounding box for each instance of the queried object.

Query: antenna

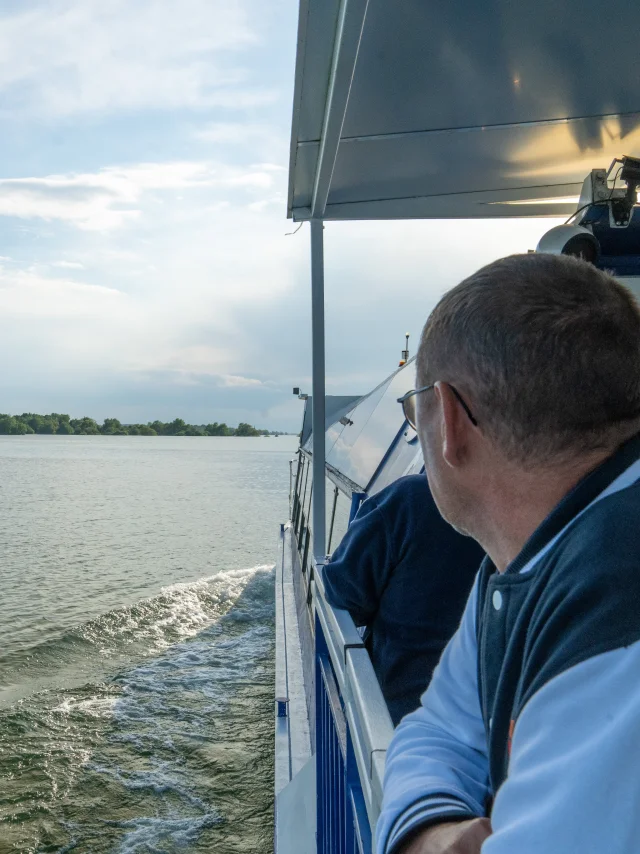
[399,333,410,367]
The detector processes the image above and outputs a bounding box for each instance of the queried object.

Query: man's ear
[434,381,468,468]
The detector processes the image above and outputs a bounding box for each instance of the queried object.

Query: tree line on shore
[0,413,283,437]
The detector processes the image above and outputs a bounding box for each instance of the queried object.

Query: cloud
[196,123,288,159]
[51,261,85,269]
[0,0,277,117]
[247,193,286,212]
[0,267,123,318]
[196,123,275,145]
[0,161,280,230]
[127,370,269,390]
[220,375,265,388]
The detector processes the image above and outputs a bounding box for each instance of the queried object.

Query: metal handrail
[288,451,394,848]
[314,563,394,838]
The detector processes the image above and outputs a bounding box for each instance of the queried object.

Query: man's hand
[398,818,492,854]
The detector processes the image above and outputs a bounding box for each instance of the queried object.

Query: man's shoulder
[553,480,640,577]
[370,474,431,507]
[365,475,437,525]
[535,481,640,612]
[518,482,640,709]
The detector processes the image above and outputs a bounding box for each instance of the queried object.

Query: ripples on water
[0,436,297,853]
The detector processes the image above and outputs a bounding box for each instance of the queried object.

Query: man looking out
[324,474,483,725]
[377,253,640,854]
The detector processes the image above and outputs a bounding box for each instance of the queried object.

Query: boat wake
[0,565,276,853]
[0,565,274,706]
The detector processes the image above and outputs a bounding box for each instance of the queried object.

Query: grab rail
[288,451,394,851]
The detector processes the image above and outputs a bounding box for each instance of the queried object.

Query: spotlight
[536,225,600,263]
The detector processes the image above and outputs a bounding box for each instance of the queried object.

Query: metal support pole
[311,218,326,561]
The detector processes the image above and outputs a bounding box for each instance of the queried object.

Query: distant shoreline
[0,413,290,437]
[1,433,292,437]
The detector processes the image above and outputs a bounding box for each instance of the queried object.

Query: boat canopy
[288,0,640,222]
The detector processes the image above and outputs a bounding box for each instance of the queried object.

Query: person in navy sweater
[323,475,483,724]
[378,253,640,854]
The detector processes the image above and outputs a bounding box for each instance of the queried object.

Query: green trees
[55,414,74,434]
[235,422,262,437]
[168,418,187,434]
[204,422,230,436]
[21,413,59,433]
[70,417,100,435]
[0,413,278,436]
[0,415,34,434]
[101,418,122,434]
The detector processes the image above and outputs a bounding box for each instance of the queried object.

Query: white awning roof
[287,0,640,221]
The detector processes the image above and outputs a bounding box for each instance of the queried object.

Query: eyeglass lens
[403,394,417,430]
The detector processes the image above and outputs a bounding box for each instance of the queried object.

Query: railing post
[315,611,329,854]
[311,218,326,560]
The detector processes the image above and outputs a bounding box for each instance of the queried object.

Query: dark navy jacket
[323,475,484,724]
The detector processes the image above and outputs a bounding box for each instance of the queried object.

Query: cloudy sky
[0,0,558,431]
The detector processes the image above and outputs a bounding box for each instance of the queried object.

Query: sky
[0,0,560,431]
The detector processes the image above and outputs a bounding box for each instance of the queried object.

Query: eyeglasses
[397,384,478,430]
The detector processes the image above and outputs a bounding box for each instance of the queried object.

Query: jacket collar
[505,432,640,575]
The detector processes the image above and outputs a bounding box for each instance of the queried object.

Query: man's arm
[323,496,394,626]
[376,579,490,854]
[480,639,640,853]
[387,621,640,854]
[398,818,492,854]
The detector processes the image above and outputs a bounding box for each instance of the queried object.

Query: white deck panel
[275,525,312,797]
[275,757,316,854]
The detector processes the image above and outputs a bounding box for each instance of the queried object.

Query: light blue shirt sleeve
[376,577,489,854]
[484,639,640,854]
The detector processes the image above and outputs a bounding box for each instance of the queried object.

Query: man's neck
[474,449,615,573]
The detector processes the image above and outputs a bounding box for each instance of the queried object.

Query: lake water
[0,435,298,853]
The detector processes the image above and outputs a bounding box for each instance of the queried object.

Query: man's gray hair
[418,253,640,466]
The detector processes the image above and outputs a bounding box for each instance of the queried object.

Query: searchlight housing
[536,156,640,280]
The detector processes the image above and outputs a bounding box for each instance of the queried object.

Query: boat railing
[313,561,394,853]
[285,450,394,852]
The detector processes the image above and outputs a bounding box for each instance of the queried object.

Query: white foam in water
[0,564,276,714]
[78,562,275,654]
[0,562,276,853]
[87,762,209,809]
[113,624,274,722]
[54,696,119,718]
[114,813,221,853]
[77,563,276,851]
